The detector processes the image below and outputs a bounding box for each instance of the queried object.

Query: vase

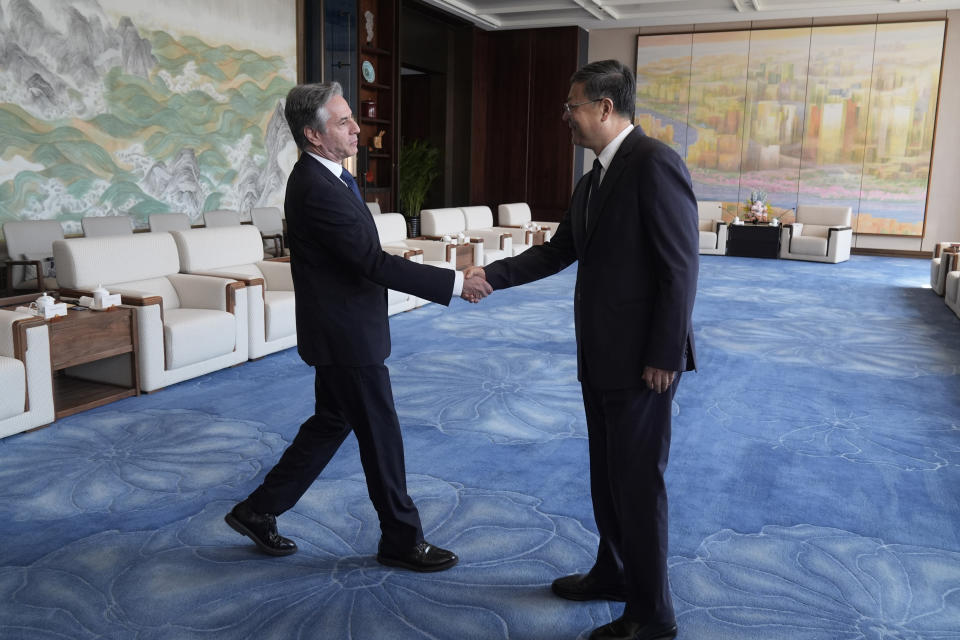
[406,216,420,238]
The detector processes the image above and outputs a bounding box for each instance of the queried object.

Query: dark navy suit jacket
[285,153,455,367]
[484,127,699,390]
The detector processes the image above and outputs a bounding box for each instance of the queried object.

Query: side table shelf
[48,306,140,419]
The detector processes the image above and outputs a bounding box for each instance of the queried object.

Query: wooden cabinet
[357,0,398,211]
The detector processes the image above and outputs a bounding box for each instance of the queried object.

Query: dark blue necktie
[587,158,602,229]
[340,167,364,204]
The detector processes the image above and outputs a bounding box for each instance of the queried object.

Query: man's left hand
[642,366,675,393]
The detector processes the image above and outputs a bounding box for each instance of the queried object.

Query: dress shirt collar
[595,123,634,182]
[305,151,348,183]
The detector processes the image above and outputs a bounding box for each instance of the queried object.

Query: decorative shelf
[361,81,391,91]
[361,45,392,56]
[360,116,391,125]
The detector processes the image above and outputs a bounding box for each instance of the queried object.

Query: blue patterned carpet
[1,255,959,640]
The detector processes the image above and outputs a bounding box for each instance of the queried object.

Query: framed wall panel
[636,20,945,236]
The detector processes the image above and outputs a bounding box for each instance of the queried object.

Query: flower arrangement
[745,190,769,223]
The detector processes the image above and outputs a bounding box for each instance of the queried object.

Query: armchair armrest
[6,258,46,289]
[58,287,162,308]
[466,229,513,252]
[382,246,424,262]
[0,309,44,358]
[167,273,244,314]
[401,239,455,263]
[260,232,284,256]
[256,260,294,291]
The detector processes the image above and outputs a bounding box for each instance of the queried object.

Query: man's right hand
[461,273,492,303]
[464,266,486,281]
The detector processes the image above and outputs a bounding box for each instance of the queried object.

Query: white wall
[588,11,960,254]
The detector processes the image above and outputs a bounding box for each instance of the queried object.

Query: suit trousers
[581,374,681,625]
[246,364,423,552]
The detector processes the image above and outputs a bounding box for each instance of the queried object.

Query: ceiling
[415,0,960,30]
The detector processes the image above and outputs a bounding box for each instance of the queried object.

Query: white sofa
[0,309,54,439]
[373,212,455,310]
[172,226,296,358]
[461,205,523,256]
[53,233,248,392]
[697,200,728,255]
[497,203,556,244]
[779,205,853,263]
[418,208,486,267]
[944,266,960,319]
[420,207,509,266]
[930,242,958,296]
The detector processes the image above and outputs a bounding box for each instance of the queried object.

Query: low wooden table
[727,223,782,258]
[1,295,141,420]
[48,305,140,419]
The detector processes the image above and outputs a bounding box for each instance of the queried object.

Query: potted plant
[398,139,439,238]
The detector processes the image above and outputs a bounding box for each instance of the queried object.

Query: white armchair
[53,233,248,392]
[0,309,54,439]
[930,242,959,296]
[250,207,287,257]
[204,209,242,227]
[149,212,191,233]
[172,226,296,358]
[81,214,134,237]
[497,203,556,244]
[697,200,728,255]
[780,205,853,263]
[373,212,454,310]
[460,206,517,257]
[420,207,494,267]
[3,220,63,293]
[944,265,960,319]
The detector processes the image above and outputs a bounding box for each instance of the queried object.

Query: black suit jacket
[285,153,455,367]
[484,127,699,390]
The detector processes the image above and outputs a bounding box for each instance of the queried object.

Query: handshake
[460,266,491,304]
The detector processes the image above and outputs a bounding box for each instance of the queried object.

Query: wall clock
[362,60,376,84]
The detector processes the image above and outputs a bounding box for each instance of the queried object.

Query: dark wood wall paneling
[471,26,583,223]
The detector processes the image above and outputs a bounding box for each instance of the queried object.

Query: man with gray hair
[466,60,699,639]
[225,82,491,572]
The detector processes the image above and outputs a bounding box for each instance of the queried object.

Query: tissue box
[14,303,68,319]
[79,294,122,310]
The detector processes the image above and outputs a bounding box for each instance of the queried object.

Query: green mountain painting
[0,0,296,235]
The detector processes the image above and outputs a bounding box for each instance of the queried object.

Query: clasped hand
[460,266,491,303]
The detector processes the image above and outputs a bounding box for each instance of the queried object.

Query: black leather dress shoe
[225,501,298,556]
[376,541,458,572]
[589,616,677,640]
[551,573,626,602]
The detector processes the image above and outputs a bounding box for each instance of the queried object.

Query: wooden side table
[47,306,140,419]
[727,223,781,258]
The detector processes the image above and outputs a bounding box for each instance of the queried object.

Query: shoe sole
[551,583,626,602]
[376,554,459,572]
[225,513,297,557]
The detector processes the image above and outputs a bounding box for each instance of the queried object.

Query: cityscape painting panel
[738,28,811,213]
[798,24,875,222]
[636,21,945,235]
[857,21,944,235]
[635,34,692,157]
[683,31,750,207]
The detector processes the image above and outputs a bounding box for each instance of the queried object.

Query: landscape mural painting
[0,0,297,235]
[636,21,945,236]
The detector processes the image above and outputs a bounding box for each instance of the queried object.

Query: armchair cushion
[0,357,25,421]
[164,308,237,369]
[53,233,181,289]
[168,273,235,311]
[264,291,296,341]
[257,260,293,290]
[421,208,466,236]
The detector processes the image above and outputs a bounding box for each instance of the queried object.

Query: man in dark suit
[467,60,699,639]
[225,81,491,572]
